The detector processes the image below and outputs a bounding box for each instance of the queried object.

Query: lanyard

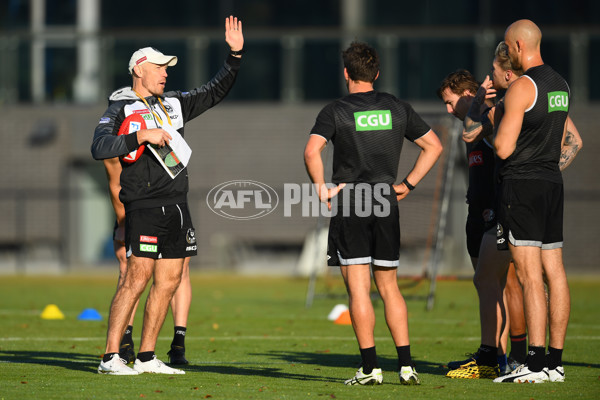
[132,90,172,127]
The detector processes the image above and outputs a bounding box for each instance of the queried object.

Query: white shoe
[133,355,185,374]
[98,353,139,375]
[399,365,420,385]
[344,367,383,385]
[493,364,548,383]
[546,366,565,382]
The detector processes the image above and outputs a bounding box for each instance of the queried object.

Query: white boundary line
[1,335,599,341]
[0,360,294,365]
[1,311,599,330]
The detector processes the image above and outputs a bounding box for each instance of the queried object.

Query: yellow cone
[40,304,65,320]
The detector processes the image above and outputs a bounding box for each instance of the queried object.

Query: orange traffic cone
[327,304,348,321]
[334,309,352,325]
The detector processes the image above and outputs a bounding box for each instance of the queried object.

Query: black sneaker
[118,342,135,364]
[167,345,189,365]
[448,351,479,370]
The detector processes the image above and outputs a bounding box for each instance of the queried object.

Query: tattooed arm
[559,116,582,171]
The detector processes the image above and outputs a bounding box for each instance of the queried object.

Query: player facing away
[304,41,443,386]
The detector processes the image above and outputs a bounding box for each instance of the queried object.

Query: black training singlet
[499,64,569,183]
[466,138,495,209]
[310,91,431,185]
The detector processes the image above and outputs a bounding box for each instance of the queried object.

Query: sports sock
[546,346,563,369]
[477,344,498,366]
[171,326,187,348]
[359,346,378,374]
[525,345,545,372]
[137,351,155,363]
[509,333,527,363]
[103,352,119,363]
[396,345,412,369]
[497,354,508,371]
[120,325,134,346]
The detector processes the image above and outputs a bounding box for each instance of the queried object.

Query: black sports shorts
[125,203,197,259]
[326,184,400,267]
[466,203,496,258]
[497,179,563,250]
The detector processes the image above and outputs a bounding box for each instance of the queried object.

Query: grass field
[0,273,599,399]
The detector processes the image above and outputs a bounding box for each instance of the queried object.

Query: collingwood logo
[163,102,174,113]
[185,229,197,251]
[186,228,196,244]
[496,223,505,244]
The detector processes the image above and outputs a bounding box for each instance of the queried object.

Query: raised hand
[225,15,244,53]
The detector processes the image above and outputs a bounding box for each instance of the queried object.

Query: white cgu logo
[549,94,568,108]
[354,110,392,131]
[357,113,390,127]
[206,180,279,220]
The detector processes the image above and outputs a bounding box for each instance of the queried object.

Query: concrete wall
[0,102,597,275]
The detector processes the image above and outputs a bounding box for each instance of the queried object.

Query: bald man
[493,20,571,384]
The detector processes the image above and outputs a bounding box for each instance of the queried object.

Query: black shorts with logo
[497,179,563,250]
[125,203,197,259]
[326,184,400,268]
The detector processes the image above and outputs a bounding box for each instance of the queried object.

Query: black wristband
[402,178,415,191]
[230,49,245,56]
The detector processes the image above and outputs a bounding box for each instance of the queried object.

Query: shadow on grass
[181,351,446,385]
[185,364,341,383]
[248,350,446,376]
[0,350,99,372]
[563,360,600,369]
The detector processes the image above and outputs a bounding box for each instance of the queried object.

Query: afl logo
[206,180,279,220]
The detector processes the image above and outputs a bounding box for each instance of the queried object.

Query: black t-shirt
[310,91,431,184]
[500,64,569,183]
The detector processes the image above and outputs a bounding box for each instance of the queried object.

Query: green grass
[0,273,599,399]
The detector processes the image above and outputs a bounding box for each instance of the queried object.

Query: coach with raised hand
[91,16,243,375]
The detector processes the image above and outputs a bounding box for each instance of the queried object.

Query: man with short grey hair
[92,16,244,375]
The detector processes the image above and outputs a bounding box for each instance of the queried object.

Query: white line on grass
[0,335,471,342]
[0,359,293,365]
[2,310,599,331]
[1,335,599,342]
